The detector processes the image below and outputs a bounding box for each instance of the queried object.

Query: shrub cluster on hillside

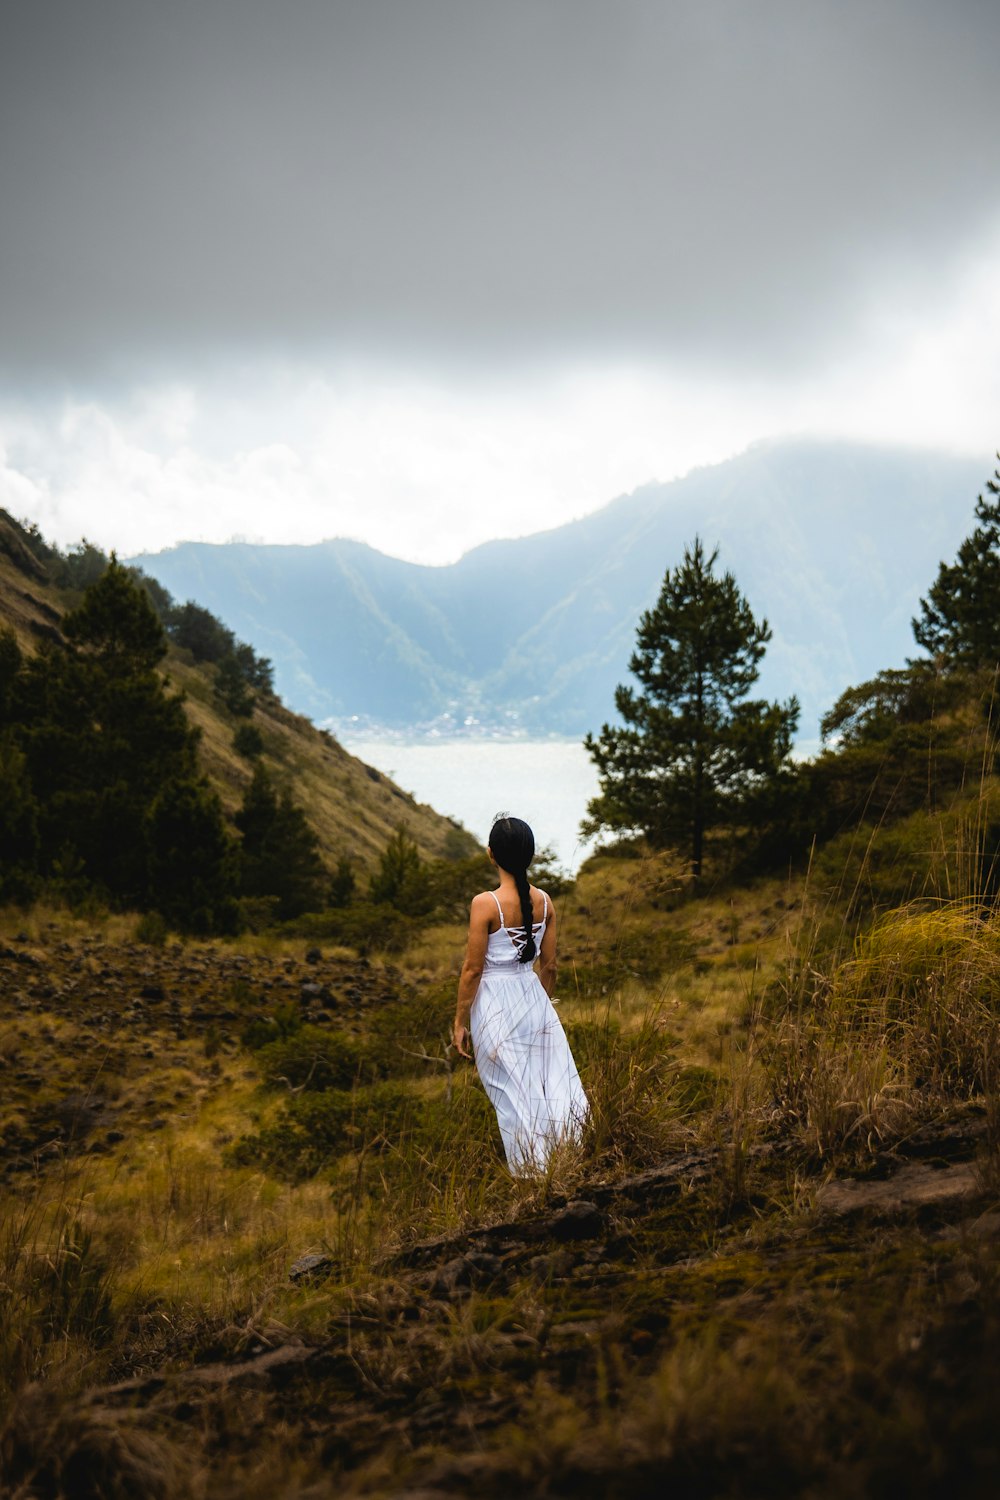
[1,520,492,935]
[0,560,239,930]
[13,520,277,710]
[0,554,335,930]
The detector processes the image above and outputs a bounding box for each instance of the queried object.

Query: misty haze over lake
[342,736,600,872]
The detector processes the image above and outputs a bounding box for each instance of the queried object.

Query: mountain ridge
[132,439,988,740]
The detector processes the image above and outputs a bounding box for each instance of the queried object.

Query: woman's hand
[452,1020,472,1059]
[454,894,491,1063]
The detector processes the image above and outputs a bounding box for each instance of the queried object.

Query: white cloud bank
[2,227,998,566]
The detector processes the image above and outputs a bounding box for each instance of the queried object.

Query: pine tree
[146,777,238,933]
[370,826,424,912]
[913,457,1000,666]
[583,538,799,877]
[235,765,327,918]
[15,565,200,903]
[63,554,167,673]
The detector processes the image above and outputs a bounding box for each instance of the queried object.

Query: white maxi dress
[471,890,589,1175]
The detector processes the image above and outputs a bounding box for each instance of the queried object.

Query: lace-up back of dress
[484,890,548,970]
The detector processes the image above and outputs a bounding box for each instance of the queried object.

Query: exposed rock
[545,1200,603,1241]
[817,1161,982,1217]
[525,1249,575,1279]
[429,1250,504,1295]
[289,1252,337,1283]
[892,1112,988,1163]
[51,1093,106,1141]
[92,1341,319,1404]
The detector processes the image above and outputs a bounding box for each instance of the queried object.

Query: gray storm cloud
[0,0,998,381]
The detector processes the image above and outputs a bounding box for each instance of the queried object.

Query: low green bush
[255,1026,385,1091]
[368,981,452,1074]
[281,901,415,955]
[228,1077,496,1182]
[240,1001,302,1051]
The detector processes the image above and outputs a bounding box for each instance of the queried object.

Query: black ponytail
[489,814,537,964]
[512,866,536,964]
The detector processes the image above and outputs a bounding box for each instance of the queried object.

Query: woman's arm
[537,895,557,997]
[453,893,492,1058]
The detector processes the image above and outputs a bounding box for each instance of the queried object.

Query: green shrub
[228,1080,416,1179]
[233,723,264,759]
[368,981,452,1074]
[282,900,415,955]
[229,1075,499,1184]
[255,1026,385,1091]
[241,1001,302,1052]
[134,910,168,947]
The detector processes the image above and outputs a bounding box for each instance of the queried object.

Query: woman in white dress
[452,815,589,1175]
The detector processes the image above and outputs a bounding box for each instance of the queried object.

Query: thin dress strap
[489,888,546,935]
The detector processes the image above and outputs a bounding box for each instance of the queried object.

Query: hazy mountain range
[132,440,987,744]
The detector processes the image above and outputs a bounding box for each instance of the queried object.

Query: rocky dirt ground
[0,928,401,1181]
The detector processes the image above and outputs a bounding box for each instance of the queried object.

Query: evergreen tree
[914,457,1000,666]
[4,565,242,921]
[329,855,356,908]
[171,600,236,663]
[235,765,327,918]
[0,734,39,901]
[215,653,256,717]
[55,539,109,592]
[808,662,976,833]
[13,570,199,901]
[0,627,22,724]
[233,722,265,759]
[146,777,238,933]
[370,826,425,912]
[63,555,166,672]
[583,538,799,877]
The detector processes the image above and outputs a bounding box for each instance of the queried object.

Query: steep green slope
[0,511,471,873]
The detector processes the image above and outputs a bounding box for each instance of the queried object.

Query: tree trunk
[692,669,704,881]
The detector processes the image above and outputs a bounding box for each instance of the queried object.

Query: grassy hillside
[2,790,999,1495]
[0,510,475,874]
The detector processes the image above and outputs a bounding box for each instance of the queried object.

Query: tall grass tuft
[568,1004,682,1170]
[762,899,1000,1158]
[0,1191,128,1401]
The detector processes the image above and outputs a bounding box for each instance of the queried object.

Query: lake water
[340,737,600,871]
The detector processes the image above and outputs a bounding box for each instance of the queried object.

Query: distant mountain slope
[132,440,987,739]
[0,511,468,872]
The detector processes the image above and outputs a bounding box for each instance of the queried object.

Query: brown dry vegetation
[2,796,1000,1498]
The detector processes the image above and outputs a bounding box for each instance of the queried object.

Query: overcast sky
[1,0,997,562]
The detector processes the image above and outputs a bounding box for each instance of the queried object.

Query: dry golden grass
[4,799,1000,1496]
